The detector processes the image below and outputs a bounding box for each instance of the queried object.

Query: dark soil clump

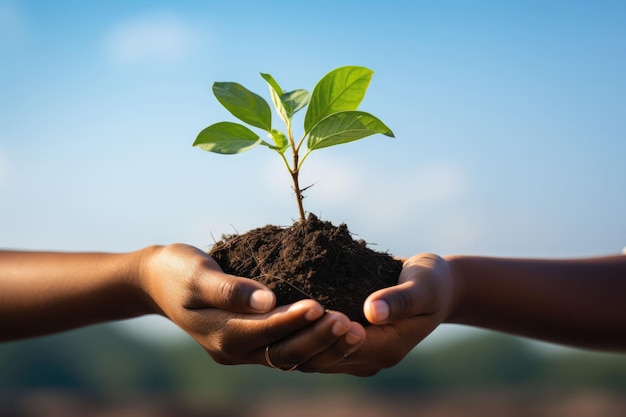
[209,214,401,325]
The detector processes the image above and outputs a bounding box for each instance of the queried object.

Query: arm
[324,252,626,376]
[0,244,365,371]
[0,249,151,338]
[445,254,626,350]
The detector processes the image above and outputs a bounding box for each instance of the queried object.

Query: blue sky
[1,1,625,342]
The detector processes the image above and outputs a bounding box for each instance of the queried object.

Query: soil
[209,214,402,325]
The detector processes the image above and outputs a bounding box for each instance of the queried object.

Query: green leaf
[193,122,262,154]
[307,111,394,150]
[260,73,310,125]
[260,73,289,125]
[212,82,272,131]
[281,89,310,117]
[260,73,284,95]
[303,66,373,134]
[268,129,289,153]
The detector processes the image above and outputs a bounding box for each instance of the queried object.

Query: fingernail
[332,321,350,336]
[345,329,363,345]
[305,306,323,321]
[371,300,390,322]
[249,290,274,312]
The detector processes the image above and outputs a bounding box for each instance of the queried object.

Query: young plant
[193,66,394,221]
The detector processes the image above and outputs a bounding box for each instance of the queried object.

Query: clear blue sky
[1,1,625,341]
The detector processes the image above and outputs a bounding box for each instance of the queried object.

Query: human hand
[320,253,456,376]
[137,243,365,372]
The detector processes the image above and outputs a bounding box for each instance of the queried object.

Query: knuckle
[312,327,342,346]
[219,336,243,356]
[388,290,414,319]
[272,345,302,368]
[207,333,245,364]
[202,341,232,365]
[215,278,241,308]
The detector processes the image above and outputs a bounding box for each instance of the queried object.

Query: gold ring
[265,345,297,371]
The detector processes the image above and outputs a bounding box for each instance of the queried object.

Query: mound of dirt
[209,214,401,325]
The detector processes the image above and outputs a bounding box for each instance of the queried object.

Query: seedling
[193,66,394,221]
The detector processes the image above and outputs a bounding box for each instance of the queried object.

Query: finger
[316,324,398,376]
[218,299,326,348]
[190,299,326,364]
[297,322,366,373]
[259,299,326,339]
[191,255,277,314]
[363,264,436,324]
[258,311,357,371]
[319,317,438,376]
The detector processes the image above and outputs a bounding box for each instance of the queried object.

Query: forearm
[0,249,155,341]
[445,255,626,351]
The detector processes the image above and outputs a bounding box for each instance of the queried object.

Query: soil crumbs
[209,214,401,325]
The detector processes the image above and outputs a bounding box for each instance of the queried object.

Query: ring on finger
[265,345,298,372]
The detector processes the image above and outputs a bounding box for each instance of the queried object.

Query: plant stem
[291,169,306,222]
[287,124,306,222]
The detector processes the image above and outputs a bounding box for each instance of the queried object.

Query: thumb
[208,271,276,314]
[363,281,414,324]
[363,263,436,325]
[189,253,276,314]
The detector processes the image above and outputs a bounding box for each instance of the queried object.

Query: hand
[138,244,366,372]
[320,253,456,376]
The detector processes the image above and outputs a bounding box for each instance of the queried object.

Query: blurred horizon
[2,322,626,416]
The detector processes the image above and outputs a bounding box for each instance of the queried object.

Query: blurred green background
[2,323,625,416]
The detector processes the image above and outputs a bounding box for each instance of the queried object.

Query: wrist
[132,245,166,316]
[441,255,467,324]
